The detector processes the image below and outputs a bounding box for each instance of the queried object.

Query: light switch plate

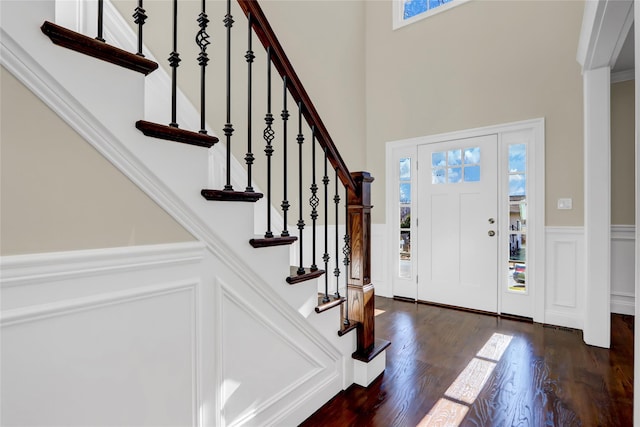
[557,198,572,210]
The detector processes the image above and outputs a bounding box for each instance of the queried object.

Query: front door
[417,134,498,312]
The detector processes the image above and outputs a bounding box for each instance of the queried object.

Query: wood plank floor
[301,297,633,427]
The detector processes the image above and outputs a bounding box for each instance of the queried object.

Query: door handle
[488,230,496,237]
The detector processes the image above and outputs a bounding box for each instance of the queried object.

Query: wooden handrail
[236,0,357,193]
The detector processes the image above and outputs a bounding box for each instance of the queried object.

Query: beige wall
[611,79,635,225]
[0,67,194,255]
[365,0,585,225]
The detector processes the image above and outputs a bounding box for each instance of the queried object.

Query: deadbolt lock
[488,218,495,224]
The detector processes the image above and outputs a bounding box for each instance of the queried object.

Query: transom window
[394,0,471,30]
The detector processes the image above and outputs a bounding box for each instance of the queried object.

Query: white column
[583,66,611,348]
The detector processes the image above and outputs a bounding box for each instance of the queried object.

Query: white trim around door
[386,118,545,322]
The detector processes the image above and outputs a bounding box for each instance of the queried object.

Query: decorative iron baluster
[343,183,350,325]
[245,14,255,191]
[263,47,275,238]
[96,0,105,42]
[296,102,305,275]
[322,147,330,303]
[309,126,319,271]
[223,0,234,190]
[196,0,210,134]
[133,0,147,56]
[169,0,181,128]
[334,168,341,298]
[280,76,290,237]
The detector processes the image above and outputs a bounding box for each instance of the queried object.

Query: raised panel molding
[0,242,206,288]
[215,278,342,427]
[544,227,584,330]
[1,245,203,426]
[611,225,635,315]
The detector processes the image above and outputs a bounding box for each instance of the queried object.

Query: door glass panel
[400,158,411,180]
[509,144,526,172]
[400,231,411,278]
[509,174,526,197]
[464,165,480,182]
[448,167,462,183]
[400,183,411,203]
[448,149,462,166]
[507,143,527,293]
[432,168,446,184]
[464,147,480,164]
[432,151,446,168]
[399,158,412,279]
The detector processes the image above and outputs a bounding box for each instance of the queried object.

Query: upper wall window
[393,0,470,30]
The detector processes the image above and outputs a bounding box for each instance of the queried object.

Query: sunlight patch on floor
[417,333,513,427]
[374,309,386,317]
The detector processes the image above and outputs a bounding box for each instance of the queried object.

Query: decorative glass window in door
[508,144,527,292]
[431,147,481,184]
[399,158,411,278]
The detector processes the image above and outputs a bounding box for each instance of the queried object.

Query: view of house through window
[399,158,411,278]
[508,144,527,292]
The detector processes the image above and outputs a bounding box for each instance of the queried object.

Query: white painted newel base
[353,350,388,387]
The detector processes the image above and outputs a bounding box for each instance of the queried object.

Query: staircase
[0,0,389,424]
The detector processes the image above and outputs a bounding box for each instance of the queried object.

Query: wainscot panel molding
[611,225,635,315]
[1,243,204,426]
[544,227,585,330]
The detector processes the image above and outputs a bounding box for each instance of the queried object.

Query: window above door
[393,0,471,30]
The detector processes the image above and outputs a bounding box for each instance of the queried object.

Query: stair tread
[286,267,325,284]
[136,120,218,148]
[352,338,391,363]
[315,293,346,313]
[338,320,359,336]
[250,235,297,248]
[201,189,264,202]
[41,21,158,75]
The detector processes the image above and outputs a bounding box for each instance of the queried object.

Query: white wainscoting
[544,227,585,330]
[1,241,349,427]
[611,225,636,315]
[1,242,206,426]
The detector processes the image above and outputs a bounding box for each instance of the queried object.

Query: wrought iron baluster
[309,126,319,271]
[96,0,105,42]
[196,0,210,134]
[263,47,274,238]
[169,0,181,128]
[334,168,341,298]
[280,77,290,237]
[343,183,350,325]
[223,0,234,191]
[245,14,255,191]
[296,102,305,275]
[322,147,330,303]
[133,0,147,56]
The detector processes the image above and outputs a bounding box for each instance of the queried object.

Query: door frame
[386,118,545,322]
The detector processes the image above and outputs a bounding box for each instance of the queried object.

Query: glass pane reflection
[400,158,411,180]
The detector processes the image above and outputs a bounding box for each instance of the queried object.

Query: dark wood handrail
[236,0,357,193]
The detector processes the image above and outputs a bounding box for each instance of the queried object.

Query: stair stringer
[0,1,355,424]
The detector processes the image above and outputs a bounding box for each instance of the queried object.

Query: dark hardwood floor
[301,297,634,427]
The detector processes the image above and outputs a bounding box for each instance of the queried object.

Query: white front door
[417,135,498,313]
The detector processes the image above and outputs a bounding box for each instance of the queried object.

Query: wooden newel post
[347,171,375,353]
